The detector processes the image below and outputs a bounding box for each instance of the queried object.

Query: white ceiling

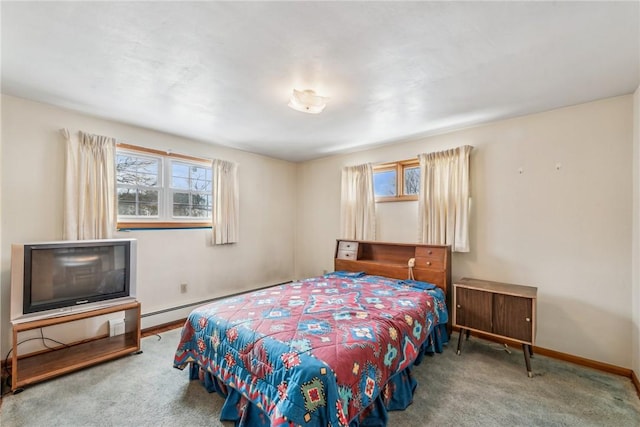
[2,1,639,162]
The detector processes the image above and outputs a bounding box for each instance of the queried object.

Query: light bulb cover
[288,89,328,114]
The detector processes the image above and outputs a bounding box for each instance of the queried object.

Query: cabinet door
[455,287,492,332]
[493,294,533,343]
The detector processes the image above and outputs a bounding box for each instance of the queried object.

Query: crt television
[11,238,137,322]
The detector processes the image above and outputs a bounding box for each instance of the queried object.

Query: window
[116,144,212,229]
[373,158,420,202]
[170,161,212,218]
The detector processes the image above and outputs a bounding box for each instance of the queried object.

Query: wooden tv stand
[10,301,141,392]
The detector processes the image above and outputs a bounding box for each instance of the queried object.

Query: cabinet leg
[465,329,471,341]
[457,329,465,355]
[523,344,533,377]
[529,344,534,358]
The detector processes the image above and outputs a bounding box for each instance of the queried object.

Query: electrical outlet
[109,319,125,337]
[180,283,188,293]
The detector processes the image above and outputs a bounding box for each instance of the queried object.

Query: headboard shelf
[335,239,452,329]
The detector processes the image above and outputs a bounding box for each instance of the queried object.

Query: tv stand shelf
[11,301,141,392]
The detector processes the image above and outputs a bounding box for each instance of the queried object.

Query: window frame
[116,143,212,230]
[373,158,420,202]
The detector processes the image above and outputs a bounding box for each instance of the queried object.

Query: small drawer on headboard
[415,247,445,269]
[337,249,358,260]
[338,241,359,251]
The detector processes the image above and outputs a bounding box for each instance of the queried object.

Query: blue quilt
[174,273,448,426]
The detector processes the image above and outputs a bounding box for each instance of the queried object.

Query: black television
[10,239,137,322]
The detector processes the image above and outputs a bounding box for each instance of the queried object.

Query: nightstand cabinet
[453,278,537,377]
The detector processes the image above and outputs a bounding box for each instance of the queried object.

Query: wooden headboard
[334,240,452,321]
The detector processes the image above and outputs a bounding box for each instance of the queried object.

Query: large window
[116,144,212,229]
[373,158,420,202]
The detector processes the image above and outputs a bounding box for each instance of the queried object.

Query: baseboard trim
[141,319,186,337]
[632,370,640,398]
[453,327,633,379]
[532,346,632,377]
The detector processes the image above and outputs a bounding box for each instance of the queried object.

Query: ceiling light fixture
[288,89,328,114]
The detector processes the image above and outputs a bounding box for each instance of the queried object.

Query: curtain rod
[116,142,212,164]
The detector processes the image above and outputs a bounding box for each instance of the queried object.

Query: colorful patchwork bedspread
[173,272,448,426]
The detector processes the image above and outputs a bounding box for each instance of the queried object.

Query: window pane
[192,194,209,207]
[374,170,396,197]
[172,163,190,179]
[130,172,157,187]
[173,192,190,204]
[117,188,136,215]
[172,192,211,218]
[117,188,136,202]
[190,166,210,191]
[138,189,158,203]
[403,166,420,195]
[171,162,211,192]
[116,154,159,186]
[138,203,158,216]
[118,202,136,216]
[191,208,210,218]
[173,192,191,217]
[172,176,190,190]
[117,188,158,216]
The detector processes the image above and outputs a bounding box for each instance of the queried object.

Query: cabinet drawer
[336,249,358,260]
[415,247,445,269]
[338,241,359,251]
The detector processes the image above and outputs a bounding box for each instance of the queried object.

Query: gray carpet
[1,329,639,426]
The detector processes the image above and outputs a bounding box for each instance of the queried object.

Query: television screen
[27,245,127,313]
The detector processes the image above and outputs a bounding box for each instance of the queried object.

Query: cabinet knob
[426,261,432,266]
[428,250,432,255]
[525,317,531,322]
[457,304,461,308]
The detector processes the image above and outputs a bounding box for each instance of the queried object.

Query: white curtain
[62,129,117,240]
[340,163,376,240]
[211,159,239,245]
[418,145,472,252]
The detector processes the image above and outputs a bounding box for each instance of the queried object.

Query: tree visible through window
[116,153,160,216]
[373,159,420,202]
[171,162,212,218]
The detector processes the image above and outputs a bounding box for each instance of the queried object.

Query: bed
[173,240,451,426]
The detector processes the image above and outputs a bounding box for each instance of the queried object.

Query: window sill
[375,195,419,203]
[117,221,212,230]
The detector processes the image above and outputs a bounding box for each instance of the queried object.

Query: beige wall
[0,95,297,355]
[1,93,635,369]
[296,95,634,368]
[633,86,640,375]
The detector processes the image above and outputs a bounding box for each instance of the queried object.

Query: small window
[116,144,212,229]
[373,159,420,202]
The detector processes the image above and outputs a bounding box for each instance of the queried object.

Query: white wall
[0,95,297,356]
[296,95,634,368]
[633,86,640,376]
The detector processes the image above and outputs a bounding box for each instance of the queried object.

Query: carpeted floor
[1,329,639,426]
